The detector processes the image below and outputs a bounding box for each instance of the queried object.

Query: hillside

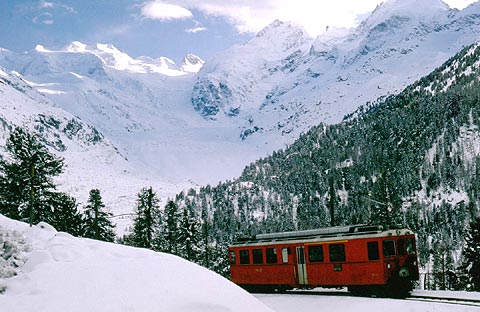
[175,41,480,285]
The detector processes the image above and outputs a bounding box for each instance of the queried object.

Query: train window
[383,240,396,257]
[308,246,324,262]
[253,249,263,264]
[240,250,250,264]
[266,248,277,264]
[229,250,236,264]
[282,248,289,264]
[367,242,380,260]
[406,238,416,254]
[329,244,346,262]
[398,239,406,256]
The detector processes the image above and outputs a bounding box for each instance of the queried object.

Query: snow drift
[0,214,272,312]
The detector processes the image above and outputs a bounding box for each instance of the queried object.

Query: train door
[296,246,308,285]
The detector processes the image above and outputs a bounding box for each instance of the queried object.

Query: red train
[228,225,419,297]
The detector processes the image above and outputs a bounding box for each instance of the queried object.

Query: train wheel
[384,279,414,298]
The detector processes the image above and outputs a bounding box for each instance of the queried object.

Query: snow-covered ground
[0,214,272,312]
[256,290,480,312]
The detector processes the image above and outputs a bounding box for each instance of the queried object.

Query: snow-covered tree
[82,189,115,242]
[462,216,480,291]
[126,187,161,249]
[48,193,83,236]
[0,127,63,225]
[163,200,180,255]
[178,207,201,262]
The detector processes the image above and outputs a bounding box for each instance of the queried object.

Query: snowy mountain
[193,0,480,139]
[0,0,479,229]
[0,214,272,312]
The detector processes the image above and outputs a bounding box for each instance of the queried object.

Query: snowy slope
[0,214,272,312]
[0,68,194,234]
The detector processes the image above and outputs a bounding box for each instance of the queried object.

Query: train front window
[253,249,263,264]
[308,246,324,262]
[383,240,396,257]
[229,251,236,264]
[406,238,416,254]
[367,242,379,260]
[240,250,250,264]
[282,247,289,264]
[329,244,346,262]
[266,248,277,264]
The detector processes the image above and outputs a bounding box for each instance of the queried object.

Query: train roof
[230,224,415,247]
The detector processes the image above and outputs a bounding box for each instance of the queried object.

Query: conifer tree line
[0,128,225,273]
[121,188,229,275]
[0,127,115,242]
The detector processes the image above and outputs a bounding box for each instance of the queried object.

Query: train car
[228,225,419,297]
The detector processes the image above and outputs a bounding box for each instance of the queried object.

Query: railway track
[284,289,480,307]
[407,294,480,308]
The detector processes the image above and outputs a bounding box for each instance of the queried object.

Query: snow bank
[0,214,272,312]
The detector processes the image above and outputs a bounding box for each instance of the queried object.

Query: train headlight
[413,261,417,266]
[399,267,410,277]
[387,263,391,269]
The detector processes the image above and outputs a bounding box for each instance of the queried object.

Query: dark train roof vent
[254,225,363,241]
[351,225,384,233]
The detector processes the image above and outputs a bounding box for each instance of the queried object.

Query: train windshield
[229,250,236,264]
[406,238,416,254]
[383,240,396,257]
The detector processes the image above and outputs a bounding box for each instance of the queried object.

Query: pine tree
[127,187,161,249]
[178,207,201,262]
[462,216,480,291]
[0,127,63,225]
[82,189,115,242]
[199,198,212,268]
[164,200,180,255]
[48,193,83,236]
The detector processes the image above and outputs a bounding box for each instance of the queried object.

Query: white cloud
[141,1,193,21]
[157,0,383,37]
[153,0,478,37]
[185,26,207,33]
[39,1,77,14]
[444,0,478,9]
[40,1,55,9]
[32,12,54,25]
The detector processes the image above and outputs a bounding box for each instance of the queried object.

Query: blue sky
[0,0,477,63]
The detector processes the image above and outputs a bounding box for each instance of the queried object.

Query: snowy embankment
[0,214,272,312]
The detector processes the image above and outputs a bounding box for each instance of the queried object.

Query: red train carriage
[228,225,419,297]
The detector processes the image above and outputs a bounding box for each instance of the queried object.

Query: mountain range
[0,0,479,231]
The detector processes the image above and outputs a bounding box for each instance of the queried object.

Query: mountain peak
[252,19,313,53]
[356,0,451,37]
[256,20,310,39]
[368,0,449,21]
[65,41,88,52]
[181,54,205,73]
